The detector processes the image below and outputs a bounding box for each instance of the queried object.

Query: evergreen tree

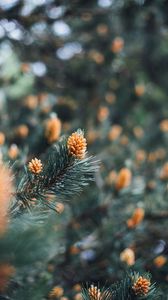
[0,0,168,299]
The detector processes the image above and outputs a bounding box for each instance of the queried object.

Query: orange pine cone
[153,255,167,268]
[28,158,43,174]
[88,285,101,300]
[45,117,61,143]
[67,130,87,159]
[8,144,20,160]
[111,37,124,53]
[49,286,64,299]
[127,208,145,228]
[115,168,132,190]
[132,276,150,296]
[120,248,135,266]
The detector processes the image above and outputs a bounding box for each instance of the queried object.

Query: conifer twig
[10,130,99,217]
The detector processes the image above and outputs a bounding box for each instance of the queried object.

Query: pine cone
[45,117,61,143]
[115,168,132,190]
[88,285,101,300]
[28,158,43,174]
[49,286,64,299]
[127,208,145,228]
[67,130,87,159]
[132,276,150,296]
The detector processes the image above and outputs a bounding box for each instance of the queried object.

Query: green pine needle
[10,131,99,217]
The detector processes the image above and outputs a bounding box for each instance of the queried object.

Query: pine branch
[82,272,159,300]
[10,130,99,216]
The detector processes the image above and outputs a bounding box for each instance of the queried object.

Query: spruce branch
[10,130,99,216]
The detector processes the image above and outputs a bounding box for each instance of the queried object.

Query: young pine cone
[132,276,150,296]
[67,130,87,159]
[88,285,102,300]
[45,117,61,143]
[28,158,43,174]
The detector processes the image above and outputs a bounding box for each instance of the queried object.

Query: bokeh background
[0,0,168,299]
